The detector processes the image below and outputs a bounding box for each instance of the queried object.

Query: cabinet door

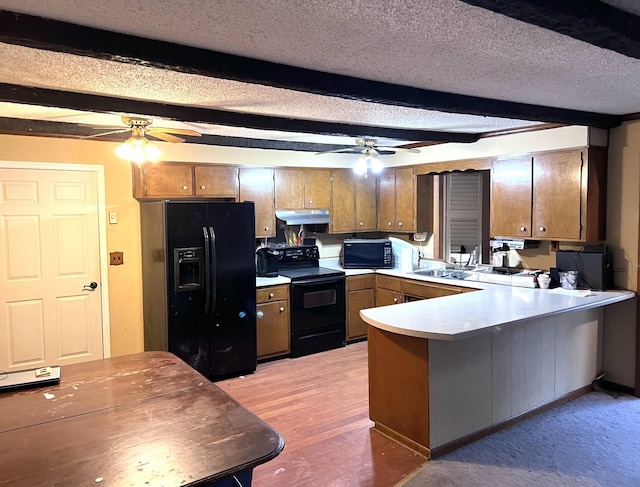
[275,168,304,210]
[376,288,402,306]
[355,174,377,231]
[143,165,193,197]
[490,157,533,237]
[402,280,462,300]
[533,151,582,240]
[394,167,415,232]
[330,169,356,233]
[194,165,238,198]
[304,169,332,208]
[347,288,375,340]
[239,167,275,238]
[256,300,290,359]
[378,171,396,230]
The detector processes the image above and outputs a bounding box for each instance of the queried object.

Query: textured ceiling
[0,0,639,151]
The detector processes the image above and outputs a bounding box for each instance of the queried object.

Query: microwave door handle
[202,227,210,315]
[209,226,217,316]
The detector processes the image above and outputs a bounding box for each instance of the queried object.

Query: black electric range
[275,245,346,357]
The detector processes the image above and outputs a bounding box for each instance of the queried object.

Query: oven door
[289,276,346,333]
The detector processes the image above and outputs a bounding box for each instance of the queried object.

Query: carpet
[398,392,640,487]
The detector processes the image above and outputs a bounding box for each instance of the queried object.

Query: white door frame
[0,161,111,358]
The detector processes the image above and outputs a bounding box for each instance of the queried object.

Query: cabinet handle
[539,226,546,232]
[520,226,526,232]
[393,297,398,303]
[182,185,188,191]
[279,306,285,312]
[264,226,269,232]
[257,311,264,318]
[200,185,206,190]
[268,292,274,299]
[388,222,393,226]
[308,199,313,205]
[359,221,364,226]
[398,221,402,227]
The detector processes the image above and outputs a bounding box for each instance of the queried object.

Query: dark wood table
[0,352,284,486]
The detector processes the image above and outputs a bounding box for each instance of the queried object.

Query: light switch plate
[109,212,118,224]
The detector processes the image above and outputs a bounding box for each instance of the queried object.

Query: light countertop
[360,285,634,341]
[256,276,291,287]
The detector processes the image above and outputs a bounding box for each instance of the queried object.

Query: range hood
[275,209,331,225]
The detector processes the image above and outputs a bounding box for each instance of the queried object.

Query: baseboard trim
[373,422,430,459]
[430,384,593,458]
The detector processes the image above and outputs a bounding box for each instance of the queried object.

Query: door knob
[83,281,98,291]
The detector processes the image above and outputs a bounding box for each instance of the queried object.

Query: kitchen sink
[411,268,473,280]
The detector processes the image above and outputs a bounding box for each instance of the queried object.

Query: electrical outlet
[110,251,124,266]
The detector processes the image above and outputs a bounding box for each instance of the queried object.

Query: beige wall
[0,134,144,357]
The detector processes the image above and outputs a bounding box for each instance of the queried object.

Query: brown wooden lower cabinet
[346,274,376,341]
[256,285,290,360]
[376,274,477,306]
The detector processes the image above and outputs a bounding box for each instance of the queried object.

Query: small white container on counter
[538,274,551,289]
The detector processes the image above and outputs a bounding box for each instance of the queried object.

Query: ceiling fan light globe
[353,157,367,175]
[371,158,384,173]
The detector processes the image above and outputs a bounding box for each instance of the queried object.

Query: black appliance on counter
[276,245,346,357]
[256,247,280,277]
[555,246,614,290]
[140,201,257,380]
[341,238,393,269]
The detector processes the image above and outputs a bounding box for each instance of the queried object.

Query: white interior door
[0,167,105,371]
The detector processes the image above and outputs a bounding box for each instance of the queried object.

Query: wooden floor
[217,341,426,487]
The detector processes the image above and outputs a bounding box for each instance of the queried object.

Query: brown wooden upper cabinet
[274,168,331,210]
[490,156,533,238]
[133,163,239,199]
[194,165,238,198]
[490,148,607,242]
[239,167,275,238]
[133,163,194,198]
[330,169,377,233]
[378,167,416,232]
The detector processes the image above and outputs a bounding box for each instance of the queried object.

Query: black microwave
[341,238,393,269]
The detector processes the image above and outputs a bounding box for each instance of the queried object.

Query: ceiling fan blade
[315,147,362,155]
[148,127,201,137]
[147,132,184,143]
[82,129,129,139]
[375,145,421,154]
[374,149,396,156]
[394,141,439,150]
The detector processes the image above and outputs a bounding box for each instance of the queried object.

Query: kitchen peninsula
[360,285,633,457]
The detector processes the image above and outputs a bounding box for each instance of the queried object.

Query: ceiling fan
[315,138,421,156]
[85,115,202,164]
[86,115,202,143]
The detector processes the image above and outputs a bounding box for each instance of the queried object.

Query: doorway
[0,162,110,371]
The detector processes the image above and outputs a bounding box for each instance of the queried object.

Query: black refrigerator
[140,200,257,380]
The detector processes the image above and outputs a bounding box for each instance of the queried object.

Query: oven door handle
[292,276,344,287]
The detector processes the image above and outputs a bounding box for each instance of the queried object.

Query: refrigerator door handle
[203,227,211,314]
[209,226,217,316]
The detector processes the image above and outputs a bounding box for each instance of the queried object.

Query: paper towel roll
[401,248,415,272]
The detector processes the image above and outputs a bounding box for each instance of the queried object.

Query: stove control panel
[278,245,319,263]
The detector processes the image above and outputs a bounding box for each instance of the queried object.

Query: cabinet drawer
[376,275,402,292]
[346,274,375,291]
[257,285,289,303]
[402,280,462,300]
